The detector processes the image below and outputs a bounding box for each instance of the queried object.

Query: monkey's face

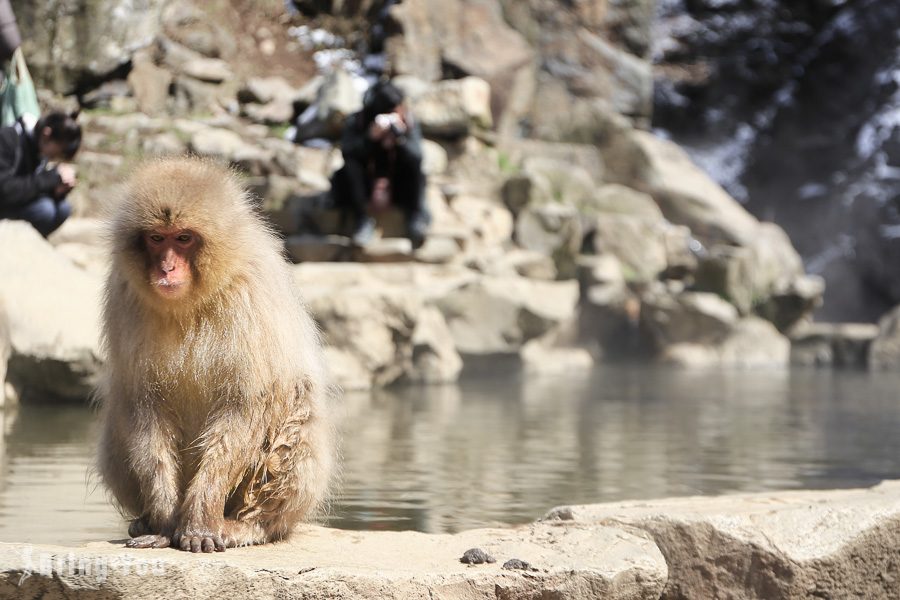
[142,227,199,300]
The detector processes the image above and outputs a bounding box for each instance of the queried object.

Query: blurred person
[0,110,81,237]
[331,79,430,248]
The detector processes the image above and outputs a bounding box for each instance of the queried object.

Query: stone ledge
[0,522,666,599]
[545,481,900,599]
[3,483,900,599]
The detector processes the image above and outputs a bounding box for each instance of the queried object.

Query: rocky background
[2,0,899,404]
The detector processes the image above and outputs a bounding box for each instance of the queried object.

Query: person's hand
[368,119,390,142]
[54,163,76,198]
[57,163,77,187]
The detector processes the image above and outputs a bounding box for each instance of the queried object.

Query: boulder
[0,521,666,599]
[694,223,807,317]
[127,58,173,117]
[545,482,900,600]
[0,221,103,402]
[13,0,167,92]
[189,127,274,175]
[293,68,364,142]
[641,291,739,348]
[589,215,670,284]
[869,305,900,370]
[435,275,579,355]
[180,57,233,84]
[294,265,464,389]
[791,322,879,368]
[605,129,760,246]
[406,306,464,384]
[398,76,493,138]
[520,339,593,375]
[385,0,534,123]
[514,203,582,279]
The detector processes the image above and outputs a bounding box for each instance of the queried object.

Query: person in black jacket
[331,80,430,248]
[0,111,81,237]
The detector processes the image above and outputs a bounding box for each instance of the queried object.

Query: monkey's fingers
[178,534,226,553]
[125,534,171,549]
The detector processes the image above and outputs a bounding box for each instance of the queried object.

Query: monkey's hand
[173,526,226,553]
[126,534,172,549]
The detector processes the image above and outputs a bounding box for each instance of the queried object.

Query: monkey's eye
[176,233,193,243]
[148,233,165,243]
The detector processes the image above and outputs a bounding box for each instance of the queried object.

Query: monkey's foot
[174,528,226,553]
[125,534,171,549]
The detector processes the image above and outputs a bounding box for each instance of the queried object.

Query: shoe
[408,213,429,250]
[352,216,376,246]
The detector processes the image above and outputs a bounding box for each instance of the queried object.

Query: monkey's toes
[128,517,153,538]
[176,532,226,553]
[125,534,171,549]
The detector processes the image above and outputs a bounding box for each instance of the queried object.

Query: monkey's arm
[124,402,183,536]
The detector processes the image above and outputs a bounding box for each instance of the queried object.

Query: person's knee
[21,196,68,237]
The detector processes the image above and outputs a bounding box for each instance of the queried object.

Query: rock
[400,76,493,138]
[641,291,739,348]
[757,274,826,333]
[0,221,102,402]
[285,235,353,263]
[716,316,791,369]
[585,183,663,221]
[791,323,879,368]
[413,235,460,265]
[14,0,168,93]
[520,339,593,374]
[514,203,582,279]
[355,238,414,263]
[483,248,557,281]
[294,265,465,388]
[421,139,449,176]
[435,276,579,355]
[407,307,463,384]
[239,76,299,105]
[386,0,534,123]
[448,196,514,251]
[294,68,364,142]
[545,481,900,600]
[460,547,496,564]
[606,129,760,246]
[127,59,173,116]
[0,521,666,599]
[694,223,810,317]
[189,127,273,175]
[589,215,669,284]
[869,305,900,370]
[180,57,233,83]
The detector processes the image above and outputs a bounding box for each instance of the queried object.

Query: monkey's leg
[175,407,263,553]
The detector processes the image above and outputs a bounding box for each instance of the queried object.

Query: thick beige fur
[95,156,335,550]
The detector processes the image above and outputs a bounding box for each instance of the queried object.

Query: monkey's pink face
[143,227,198,300]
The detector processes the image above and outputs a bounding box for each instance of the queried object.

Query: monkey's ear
[69,108,81,121]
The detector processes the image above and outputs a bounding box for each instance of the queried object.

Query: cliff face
[654,0,900,322]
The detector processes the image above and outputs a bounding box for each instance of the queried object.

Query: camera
[375,112,407,137]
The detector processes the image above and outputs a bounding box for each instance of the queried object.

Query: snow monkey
[96,156,335,552]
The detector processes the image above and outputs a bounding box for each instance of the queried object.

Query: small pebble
[502,558,533,571]
[460,548,496,564]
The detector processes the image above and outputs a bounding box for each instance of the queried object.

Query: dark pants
[0,195,71,237]
[331,150,429,231]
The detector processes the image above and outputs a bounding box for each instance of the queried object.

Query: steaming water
[2,365,900,545]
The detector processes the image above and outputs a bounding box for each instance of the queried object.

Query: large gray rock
[0,221,103,402]
[545,481,900,600]
[0,521,666,599]
[13,0,167,92]
[661,316,791,369]
[435,275,579,355]
[870,305,900,370]
[514,203,582,279]
[397,76,493,138]
[293,264,464,389]
[605,130,761,246]
[791,322,879,368]
[641,291,739,348]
